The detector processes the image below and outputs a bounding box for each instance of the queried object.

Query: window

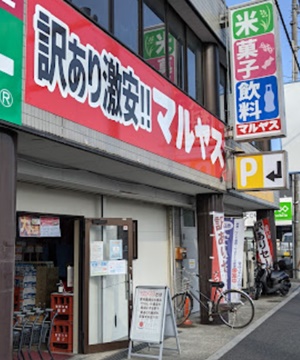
[168,8,185,89]
[183,209,195,227]
[68,0,214,106]
[114,0,138,52]
[187,29,202,102]
[69,0,109,30]
[219,65,227,122]
[143,0,166,77]
[187,48,196,98]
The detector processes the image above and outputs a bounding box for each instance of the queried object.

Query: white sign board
[128,286,180,360]
[234,150,288,191]
[130,287,166,343]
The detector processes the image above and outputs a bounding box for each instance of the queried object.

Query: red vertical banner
[211,212,227,299]
[254,218,274,266]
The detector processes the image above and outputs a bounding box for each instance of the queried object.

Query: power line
[274,0,300,75]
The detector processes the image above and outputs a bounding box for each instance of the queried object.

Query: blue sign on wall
[235,75,279,123]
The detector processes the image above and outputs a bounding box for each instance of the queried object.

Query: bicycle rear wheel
[216,289,254,329]
[172,292,192,326]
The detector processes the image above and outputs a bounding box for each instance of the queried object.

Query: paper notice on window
[110,239,123,260]
[91,241,103,261]
[90,242,104,276]
[90,256,127,277]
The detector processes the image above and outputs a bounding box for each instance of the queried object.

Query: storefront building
[1,0,283,357]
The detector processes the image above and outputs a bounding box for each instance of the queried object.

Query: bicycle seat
[209,281,225,288]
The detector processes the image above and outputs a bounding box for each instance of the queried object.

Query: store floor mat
[13,351,73,359]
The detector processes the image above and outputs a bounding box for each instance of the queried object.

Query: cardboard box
[36,267,59,307]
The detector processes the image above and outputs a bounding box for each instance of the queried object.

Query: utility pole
[291,2,300,278]
[291,0,299,81]
[292,173,300,279]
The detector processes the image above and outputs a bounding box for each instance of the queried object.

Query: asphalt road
[218,292,300,360]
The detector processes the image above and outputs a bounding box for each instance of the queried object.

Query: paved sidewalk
[68,281,300,360]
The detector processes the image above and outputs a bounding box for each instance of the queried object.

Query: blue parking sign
[236,76,279,123]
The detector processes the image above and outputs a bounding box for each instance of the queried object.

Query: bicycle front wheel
[172,292,192,326]
[216,289,255,329]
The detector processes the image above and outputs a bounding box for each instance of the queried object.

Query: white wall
[103,197,170,289]
[17,182,102,217]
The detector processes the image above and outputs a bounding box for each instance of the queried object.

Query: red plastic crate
[50,320,73,345]
[51,293,73,318]
[50,342,73,353]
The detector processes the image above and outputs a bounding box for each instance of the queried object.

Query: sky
[226,0,295,84]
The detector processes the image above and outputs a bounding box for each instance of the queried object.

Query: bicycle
[172,268,255,329]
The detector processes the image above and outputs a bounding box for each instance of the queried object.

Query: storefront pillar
[256,209,277,261]
[196,193,224,324]
[203,43,220,118]
[0,128,17,360]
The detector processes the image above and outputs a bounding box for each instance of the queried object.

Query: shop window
[143,0,166,77]
[114,0,138,53]
[69,0,109,30]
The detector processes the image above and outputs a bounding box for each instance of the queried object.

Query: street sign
[0,1,23,125]
[234,150,288,191]
[229,0,286,141]
[274,197,293,225]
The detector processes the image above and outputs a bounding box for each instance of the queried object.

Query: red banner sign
[25,0,225,179]
[254,218,274,266]
[211,212,227,299]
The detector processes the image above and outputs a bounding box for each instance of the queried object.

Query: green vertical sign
[231,2,274,40]
[274,198,293,223]
[0,8,23,125]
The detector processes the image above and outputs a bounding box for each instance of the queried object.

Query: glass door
[83,218,133,353]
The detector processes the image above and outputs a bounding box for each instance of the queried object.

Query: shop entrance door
[83,218,133,353]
